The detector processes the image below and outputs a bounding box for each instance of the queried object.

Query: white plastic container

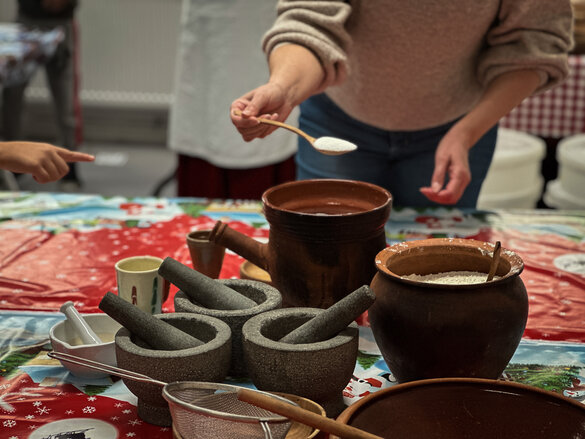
[479,177,544,209]
[477,128,546,209]
[543,134,585,209]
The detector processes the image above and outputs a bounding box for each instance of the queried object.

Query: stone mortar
[242,308,359,417]
[115,312,231,426]
[174,279,282,378]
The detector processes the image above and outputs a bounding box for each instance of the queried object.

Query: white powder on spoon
[402,271,500,284]
[313,136,358,153]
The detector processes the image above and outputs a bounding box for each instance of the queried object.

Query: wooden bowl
[271,392,325,439]
[240,260,273,285]
[172,391,325,439]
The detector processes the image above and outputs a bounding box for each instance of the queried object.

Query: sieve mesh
[163,382,293,439]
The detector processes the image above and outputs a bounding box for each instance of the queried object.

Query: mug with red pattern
[115,256,169,314]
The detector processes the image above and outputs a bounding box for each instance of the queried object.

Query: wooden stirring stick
[486,241,502,282]
[237,388,384,439]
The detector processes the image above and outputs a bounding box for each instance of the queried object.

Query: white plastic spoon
[60,301,103,345]
[233,109,357,156]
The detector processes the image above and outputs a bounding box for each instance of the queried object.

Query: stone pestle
[158,257,257,310]
[279,285,376,344]
[99,292,204,350]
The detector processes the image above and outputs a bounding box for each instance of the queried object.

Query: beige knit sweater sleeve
[263,0,572,93]
[261,0,352,87]
[478,0,574,93]
[262,0,573,130]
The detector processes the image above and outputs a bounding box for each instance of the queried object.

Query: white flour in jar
[402,270,500,284]
[313,136,358,153]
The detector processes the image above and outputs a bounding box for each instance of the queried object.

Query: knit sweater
[262,0,573,131]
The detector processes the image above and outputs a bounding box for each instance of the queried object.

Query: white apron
[168,0,298,168]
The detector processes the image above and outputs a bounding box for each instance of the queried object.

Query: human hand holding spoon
[232,109,357,156]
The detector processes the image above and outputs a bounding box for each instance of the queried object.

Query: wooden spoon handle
[232,109,316,144]
[486,241,502,282]
[237,388,383,439]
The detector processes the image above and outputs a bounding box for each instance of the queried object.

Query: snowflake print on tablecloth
[36,405,51,415]
[0,374,173,438]
[3,419,16,428]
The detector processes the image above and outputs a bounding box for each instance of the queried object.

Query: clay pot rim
[186,229,213,241]
[262,179,392,217]
[174,279,282,317]
[374,238,524,288]
[115,313,231,357]
[242,308,358,352]
[334,377,585,431]
[115,255,164,273]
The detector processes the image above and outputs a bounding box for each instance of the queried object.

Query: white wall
[0,0,182,143]
[1,0,182,109]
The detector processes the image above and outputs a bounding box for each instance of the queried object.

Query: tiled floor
[13,142,178,198]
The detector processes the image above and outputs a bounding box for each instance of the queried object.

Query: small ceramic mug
[186,229,226,279]
[115,256,169,314]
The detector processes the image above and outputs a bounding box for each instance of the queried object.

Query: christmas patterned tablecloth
[0,192,583,438]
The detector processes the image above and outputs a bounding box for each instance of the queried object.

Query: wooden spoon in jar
[232,109,357,156]
[486,241,502,282]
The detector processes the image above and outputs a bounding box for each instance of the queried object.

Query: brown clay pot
[209,179,392,308]
[332,378,585,439]
[368,238,528,382]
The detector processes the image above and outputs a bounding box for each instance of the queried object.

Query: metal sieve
[48,351,293,439]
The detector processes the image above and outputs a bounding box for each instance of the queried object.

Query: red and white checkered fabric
[500,55,585,137]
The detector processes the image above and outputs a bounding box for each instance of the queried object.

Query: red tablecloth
[0,194,583,342]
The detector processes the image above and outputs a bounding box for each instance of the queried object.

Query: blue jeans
[297,94,498,208]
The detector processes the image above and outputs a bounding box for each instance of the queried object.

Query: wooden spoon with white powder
[233,109,357,155]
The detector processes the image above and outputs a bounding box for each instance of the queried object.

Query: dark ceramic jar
[210,179,392,308]
[368,238,528,383]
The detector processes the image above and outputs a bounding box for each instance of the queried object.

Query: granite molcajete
[240,286,376,418]
[368,238,528,383]
[98,293,232,426]
[158,257,283,377]
[175,278,283,378]
[209,179,392,308]
[115,313,231,426]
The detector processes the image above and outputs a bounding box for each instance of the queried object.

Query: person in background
[2,0,83,191]
[167,0,297,200]
[0,141,93,183]
[230,0,573,208]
